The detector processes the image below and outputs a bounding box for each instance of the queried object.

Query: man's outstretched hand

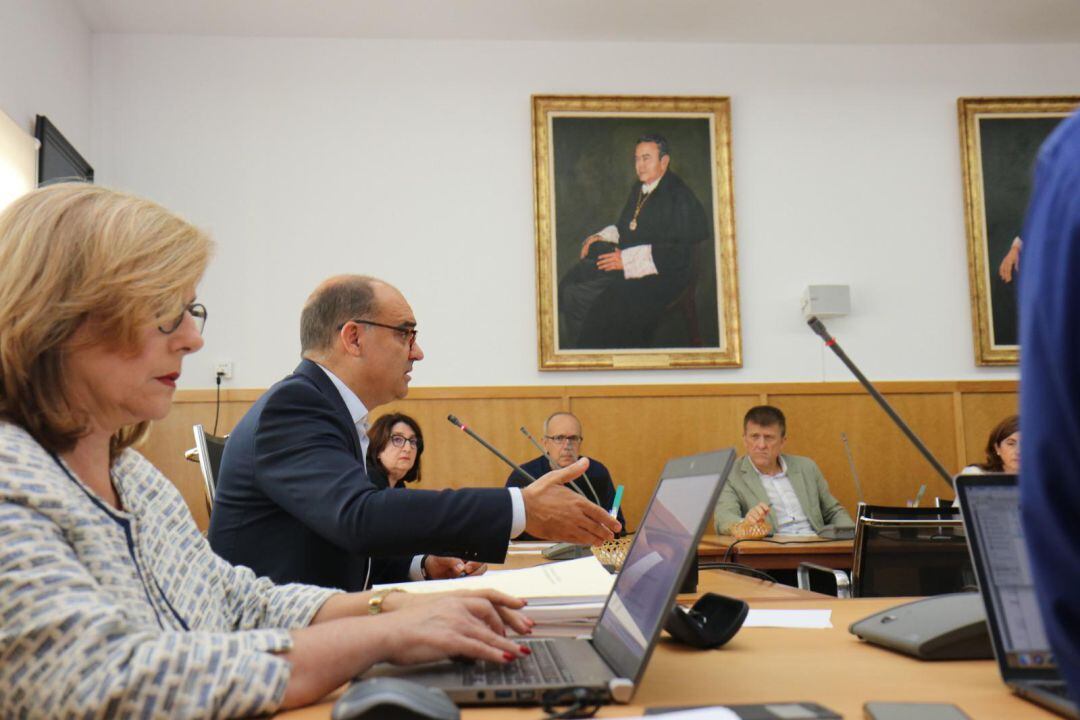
[521,458,621,544]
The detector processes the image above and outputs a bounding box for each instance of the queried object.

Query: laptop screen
[591,450,731,683]
[960,478,1056,670]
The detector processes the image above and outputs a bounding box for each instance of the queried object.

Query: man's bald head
[300,275,387,355]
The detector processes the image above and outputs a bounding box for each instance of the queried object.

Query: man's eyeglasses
[389,434,421,450]
[341,318,418,349]
[545,434,583,446]
[159,303,208,335]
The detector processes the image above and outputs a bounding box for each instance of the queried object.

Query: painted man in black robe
[559,133,711,349]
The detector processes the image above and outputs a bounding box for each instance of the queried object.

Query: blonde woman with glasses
[0,183,531,718]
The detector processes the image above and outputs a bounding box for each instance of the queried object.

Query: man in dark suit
[209,276,620,591]
[505,411,626,539]
[559,133,711,349]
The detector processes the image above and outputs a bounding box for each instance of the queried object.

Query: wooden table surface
[699,534,855,571]
[276,568,1047,720]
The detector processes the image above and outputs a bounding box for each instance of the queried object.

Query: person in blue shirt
[1018,108,1080,701]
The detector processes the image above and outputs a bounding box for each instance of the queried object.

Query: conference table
[276,566,1051,719]
[698,534,854,572]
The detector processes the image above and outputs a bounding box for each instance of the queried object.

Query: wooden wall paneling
[952,392,967,471]
[137,382,1018,536]
[139,393,257,532]
[768,393,959,513]
[142,403,211,531]
[959,392,1020,467]
[570,393,759,531]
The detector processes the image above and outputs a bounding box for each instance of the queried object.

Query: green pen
[609,485,624,518]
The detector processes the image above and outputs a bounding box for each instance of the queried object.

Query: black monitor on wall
[35,115,93,186]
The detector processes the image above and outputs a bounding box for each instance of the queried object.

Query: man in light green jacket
[714,405,854,536]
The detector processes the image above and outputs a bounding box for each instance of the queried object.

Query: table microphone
[840,432,866,506]
[808,316,954,489]
[519,426,549,457]
[447,414,538,485]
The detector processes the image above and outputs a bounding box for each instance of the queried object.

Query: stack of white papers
[520,600,606,637]
[373,556,615,636]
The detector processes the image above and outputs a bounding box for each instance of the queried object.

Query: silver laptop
[956,474,1079,719]
[363,448,734,705]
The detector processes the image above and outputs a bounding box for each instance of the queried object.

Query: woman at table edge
[0,183,546,718]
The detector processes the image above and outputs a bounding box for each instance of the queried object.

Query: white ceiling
[71,0,1080,45]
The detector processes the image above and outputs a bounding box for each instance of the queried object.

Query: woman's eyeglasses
[159,303,208,335]
[389,434,421,450]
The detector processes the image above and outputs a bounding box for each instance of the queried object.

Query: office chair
[797,504,973,598]
[184,424,227,517]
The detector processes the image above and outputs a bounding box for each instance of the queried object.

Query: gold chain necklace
[629,187,653,231]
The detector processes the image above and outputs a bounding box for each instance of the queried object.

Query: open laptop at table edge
[361,448,735,706]
[955,473,1079,719]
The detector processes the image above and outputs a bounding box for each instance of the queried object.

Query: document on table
[372,555,614,605]
[743,609,833,628]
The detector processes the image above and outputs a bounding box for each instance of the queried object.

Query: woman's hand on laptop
[280,595,530,708]
[378,596,531,666]
[383,588,534,636]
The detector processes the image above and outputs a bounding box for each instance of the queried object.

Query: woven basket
[591,536,634,571]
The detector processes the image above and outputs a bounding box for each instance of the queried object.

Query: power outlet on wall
[215,361,234,380]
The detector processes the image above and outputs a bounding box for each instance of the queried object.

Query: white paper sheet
[743,609,833,628]
[601,708,740,719]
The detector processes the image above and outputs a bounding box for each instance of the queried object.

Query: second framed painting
[532,95,740,370]
[959,96,1080,366]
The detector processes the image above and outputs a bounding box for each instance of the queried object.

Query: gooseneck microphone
[447,415,538,485]
[840,432,866,506]
[807,316,954,489]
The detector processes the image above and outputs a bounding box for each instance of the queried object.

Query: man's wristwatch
[420,554,431,580]
[368,587,406,615]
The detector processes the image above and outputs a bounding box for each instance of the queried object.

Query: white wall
[90,35,1080,389]
[0,0,92,161]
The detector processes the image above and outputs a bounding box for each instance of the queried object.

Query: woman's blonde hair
[0,183,213,457]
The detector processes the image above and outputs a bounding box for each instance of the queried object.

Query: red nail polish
[503,651,515,661]
[520,645,531,655]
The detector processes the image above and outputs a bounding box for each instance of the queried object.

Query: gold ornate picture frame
[532,95,740,371]
[958,96,1080,366]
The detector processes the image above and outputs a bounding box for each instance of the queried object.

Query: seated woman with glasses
[367,412,426,489]
[960,414,1020,475]
[366,413,487,579]
[0,184,530,718]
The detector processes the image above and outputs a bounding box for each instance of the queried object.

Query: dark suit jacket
[504,455,626,540]
[208,359,513,591]
[613,169,710,287]
[365,461,414,585]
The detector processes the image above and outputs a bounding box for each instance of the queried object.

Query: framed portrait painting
[532,95,740,370]
[958,96,1080,366]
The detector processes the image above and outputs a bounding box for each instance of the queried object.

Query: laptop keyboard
[461,639,570,687]
[1030,681,1072,699]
